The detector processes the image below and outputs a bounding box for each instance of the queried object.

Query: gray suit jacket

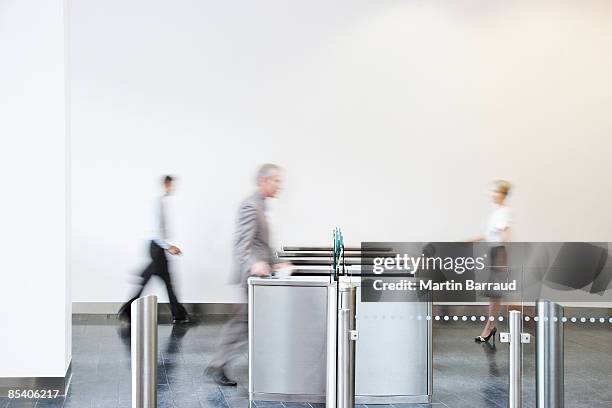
[232,191,278,285]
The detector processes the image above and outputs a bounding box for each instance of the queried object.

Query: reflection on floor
[1,314,610,408]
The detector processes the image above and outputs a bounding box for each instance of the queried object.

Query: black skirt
[482,245,508,299]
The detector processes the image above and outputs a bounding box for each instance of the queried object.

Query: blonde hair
[494,179,512,196]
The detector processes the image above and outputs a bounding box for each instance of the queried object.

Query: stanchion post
[327,283,357,408]
[131,295,158,408]
[336,284,357,408]
[508,310,522,408]
[536,300,564,408]
[501,310,530,408]
[326,284,338,408]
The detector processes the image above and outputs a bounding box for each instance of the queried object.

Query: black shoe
[475,327,497,343]
[172,316,191,324]
[205,366,237,386]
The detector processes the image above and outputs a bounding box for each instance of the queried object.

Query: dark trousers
[119,241,187,319]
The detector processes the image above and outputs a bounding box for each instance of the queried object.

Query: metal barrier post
[327,283,357,408]
[326,284,338,408]
[536,300,564,408]
[131,295,158,408]
[336,284,357,408]
[501,310,530,408]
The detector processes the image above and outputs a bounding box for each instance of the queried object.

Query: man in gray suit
[206,163,289,386]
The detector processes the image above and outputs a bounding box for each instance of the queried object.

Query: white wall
[0,0,71,376]
[70,0,612,304]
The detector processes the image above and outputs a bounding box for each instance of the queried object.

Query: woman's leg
[479,246,506,338]
[480,298,501,337]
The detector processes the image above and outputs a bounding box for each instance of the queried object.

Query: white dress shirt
[485,204,512,243]
[152,193,176,249]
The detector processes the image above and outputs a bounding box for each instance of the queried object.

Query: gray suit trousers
[209,302,248,369]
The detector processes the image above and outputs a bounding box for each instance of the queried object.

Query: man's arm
[234,202,268,276]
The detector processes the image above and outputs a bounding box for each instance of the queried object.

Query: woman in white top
[471,180,512,343]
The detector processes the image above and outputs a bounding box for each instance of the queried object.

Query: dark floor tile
[6,400,37,408]
[34,398,65,408]
[225,397,252,408]
[62,398,93,408]
[282,403,310,408]
[92,398,119,408]
[442,399,495,408]
[219,386,247,399]
[199,395,229,408]
[158,383,181,407]
[199,387,228,408]
[566,402,612,408]
[116,399,130,408]
[172,399,202,408]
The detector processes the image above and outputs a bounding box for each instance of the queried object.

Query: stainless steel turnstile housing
[249,276,332,402]
[248,276,432,403]
[355,283,432,404]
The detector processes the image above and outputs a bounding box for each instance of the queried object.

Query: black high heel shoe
[475,327,497,343]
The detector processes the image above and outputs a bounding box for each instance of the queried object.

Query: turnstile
[355,283,432,404]
[248,276,432,404]
[249,276,331,402]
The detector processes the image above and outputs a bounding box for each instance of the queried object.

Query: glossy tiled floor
[1,314,610,407]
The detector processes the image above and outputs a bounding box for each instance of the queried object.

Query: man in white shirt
[118,175,189,324]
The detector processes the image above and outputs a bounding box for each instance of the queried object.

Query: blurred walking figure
[117,175,190,324]
[470,179,512,343]
[206,164,290,386]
